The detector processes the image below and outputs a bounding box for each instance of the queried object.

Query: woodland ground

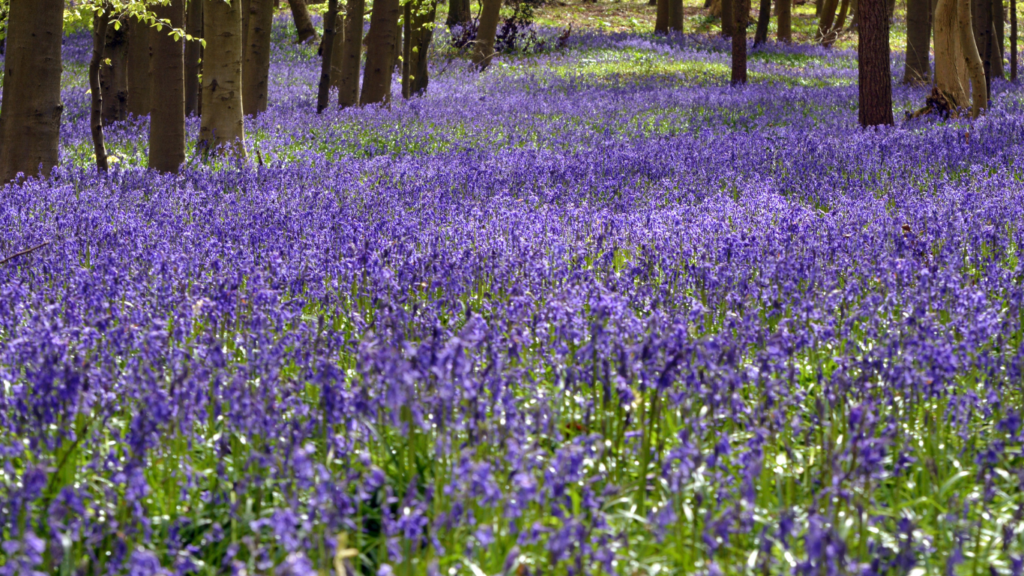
[3,5,1024,576]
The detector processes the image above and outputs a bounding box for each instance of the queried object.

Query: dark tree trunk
[90,8,110,173]
[360,0,400,104]
[403,0,438,96]
[339,0,365,107]
[185,0,203,116]
[656,0,669,33]
[669,0,684,31]
[242,0,251,54]
[1013,0,1018,80]
[992,0,1005,78]
[972,0,993,97]
[199,0,246,156]
[754,0,772,44]
[817,0,841,42]
[150,0,186,172]
[330,12,345,90]
[288,0,318,43]
[0,0,64,183]
[392,20,403,71]
[858,0,893,126]
[446,0,471,27]
[244,0,274,114]
[317,0,340,113]
[777,0,792,41]
[732,0,748,83]
[100,15,129,124]
[126,17,152,117]
[903,0,932,83]
[474,0,503,69]
[722,0,734,35]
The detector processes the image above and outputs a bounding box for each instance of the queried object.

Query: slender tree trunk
[0,0,64,183]
[447,0,471,27]
[126,17,152,117]
[1013,0,1018,80]
[732,0,748,83]
[403,0,414,95]
[330,12,345,89]
[473,0,502,69]
[150,0,186,172]
[185,0,204,116]
[972,0,993,97]
[656,0,670,32]
[100,15,129,124]
[777,0,792,40]
[392,20,403,71]
[904,0,933,83]
[669,0,684,31]
[288,0,319,43]
[935,0,969,108]
[360,0,400,104]
[90,9,110,173]
[199,0,246,156]
[960,0,988,115]
[317,0,340,112]
[859,0,893,126]
[818,0,841,42]
[992,1,1005,78]
[244,0,274,114]
[403,0,438,96]
[754,0,772,44]
[339,0,365,107]
[722,0,735,35]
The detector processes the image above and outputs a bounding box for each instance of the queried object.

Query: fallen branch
[0,241,50,267]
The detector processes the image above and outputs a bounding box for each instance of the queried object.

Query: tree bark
[960,0,988,116]
[0,0,64,183]
[754,0,772,44]
[360,0,400,104]
[446,0,471,28]
[185,0,204,116]
[817,0,841,42]
[244,0,275,115]
[403,0,438,96]
[339,0,365,107]
[1013,0,1018,80]
[722,0,734,36]
[656,0,670,33]
[669,0,684,31]
[777,0,792,41]
[199,0,246,157]
[317,0,340,112]
[242,0,251,54]
[732,0,748,83]
[473,0,502,69]
[935,0,970,109]
[330,12,345,89]
[972,0,993,97]
[858,0,893,126]
[100,15,129,124]
[126,17,152,117]
[288,0,319,43]
[992,1,1005,78]
[90,8,110,173]
[904,0,933,83]
[149,0,186,172]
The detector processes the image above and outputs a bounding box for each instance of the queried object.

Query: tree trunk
[403,0,438,96]
[972,0,993,97]
[126,17,152,117]
[330,12,345,89]
[100,15,129,124]
[360,0,400,104]
[150,0,186,172]
[858,0,893,126]
[935,0,970,109]
[403,0,414,95]
[656,0,670,33]
[199,0,246,157]
[818,0,841,42]
[904,0,933,83]
[90,9,110,173]
[392,20,403,71]
[242,0,251,54]
[185,0,204,116]
[473,0,502,69]
[288,0,319,43]
[317,0,340,112]
[1013,0,1017,80]
[669,0,684,31]
[0,0,64,183]
[339,0,365,107]
[960,0,988,115]
[777,0,792,41]
[722,0,734,35]
[244,0,274,115]
[732,0,748,83]
[754,0,772,44]
[446,0,471,27]
[992,1,1005,78]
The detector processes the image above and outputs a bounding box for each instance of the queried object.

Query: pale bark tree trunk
[317,0,340,112]
[185,0,204,116]
[242,0,251,55]
[972,0,993,97]
[732,0,748,83]
[360,0,400,104]
[473,0,502,69]
[288,0,319,43]
[777,0,792,41]
[754,0,772,44]
[858,0,893,125]
[960,0,988,115]
[904,0,933,84]
[0,0,64,183]
[199,0,246,156]
[935,0,970,109]
[150,0,186,172]
[100,15,129,124]
[244,0,275,115]
[338,0,365,107]
[126,17,152,117]
[447,0,471,27]
[90,8,110,173]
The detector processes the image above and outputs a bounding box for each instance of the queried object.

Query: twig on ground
[0,241,51,267]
